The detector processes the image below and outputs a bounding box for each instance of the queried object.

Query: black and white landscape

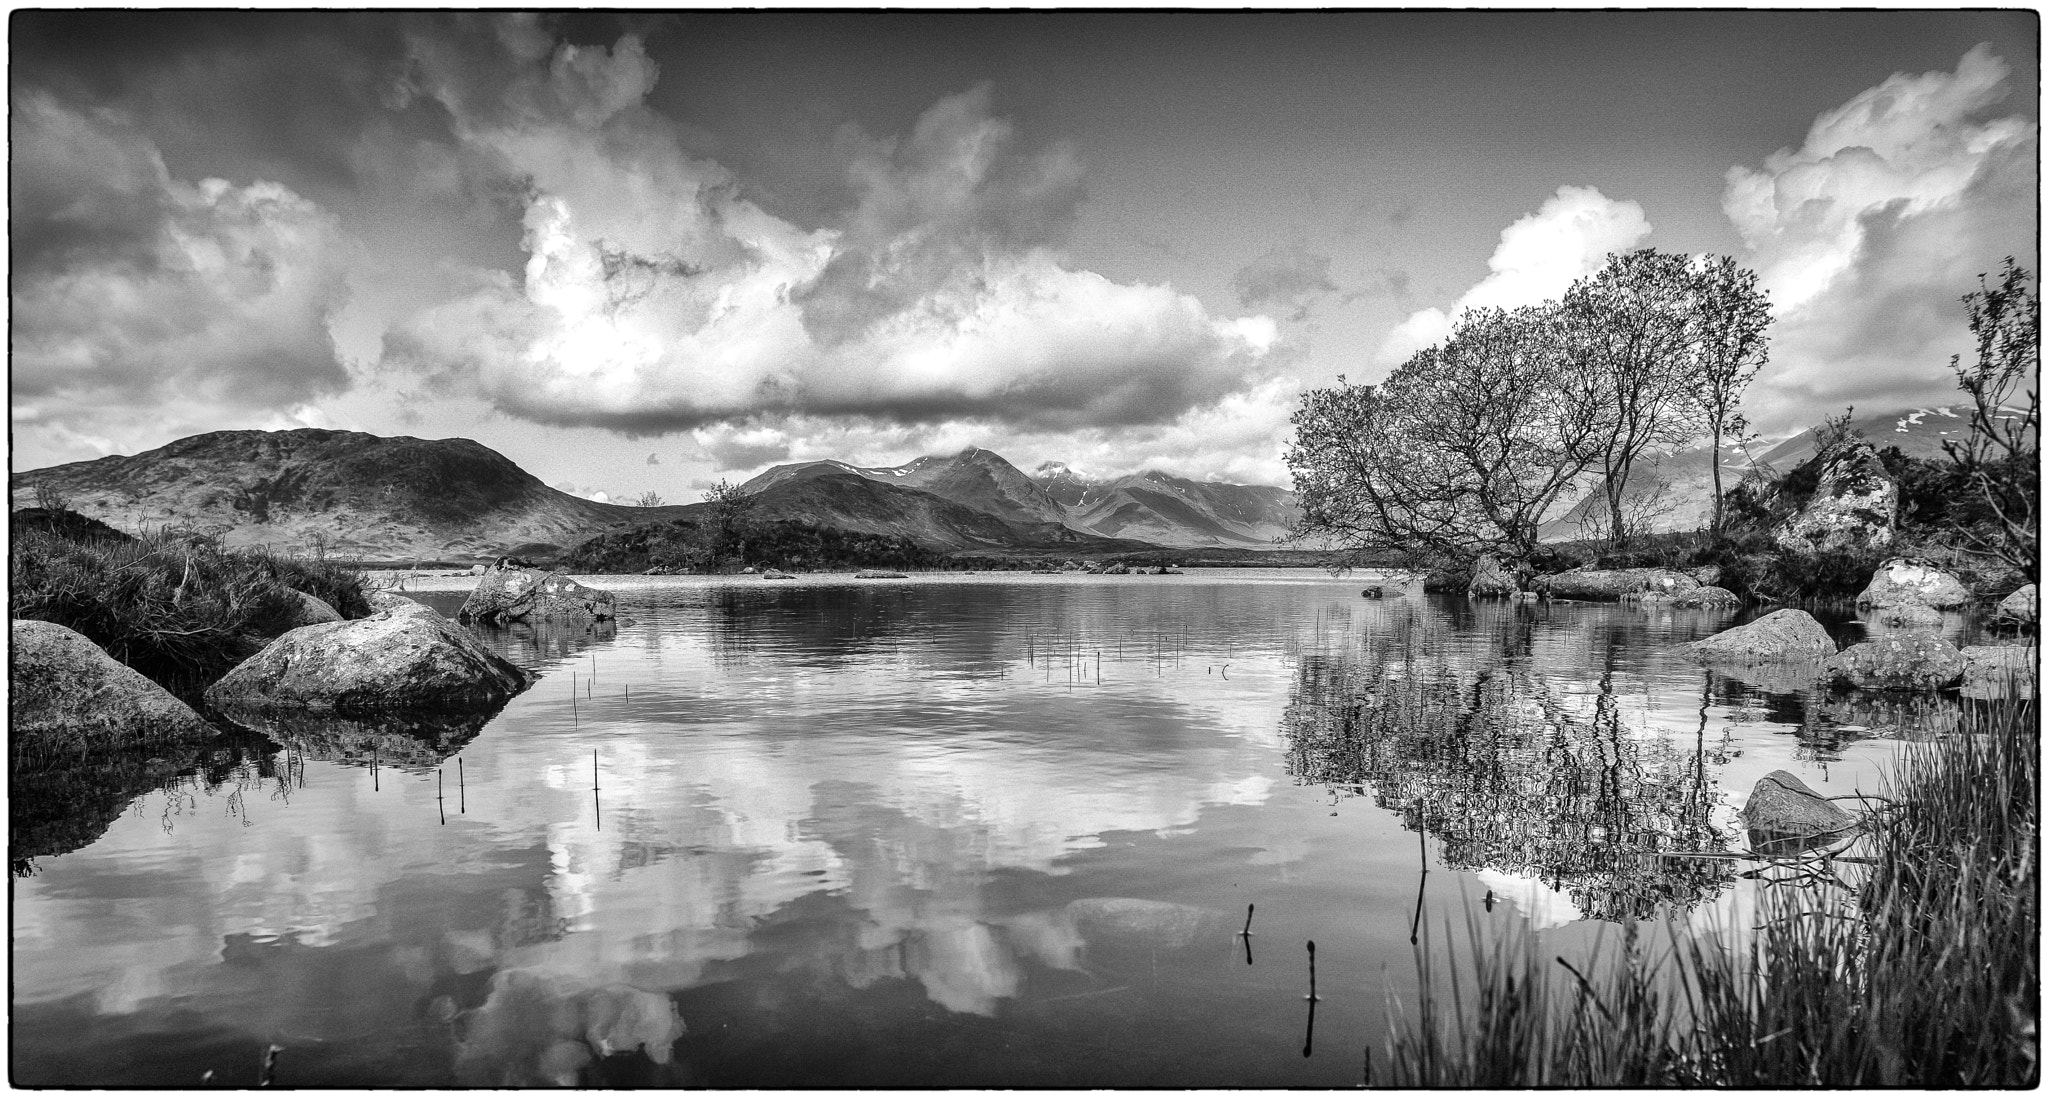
[10,12,2039,1089]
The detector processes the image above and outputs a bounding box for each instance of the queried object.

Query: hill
[8,429,670,564]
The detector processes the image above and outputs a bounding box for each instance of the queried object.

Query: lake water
[10,569,1998,1086]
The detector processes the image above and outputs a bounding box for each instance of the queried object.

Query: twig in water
[1305,940,1320,1002]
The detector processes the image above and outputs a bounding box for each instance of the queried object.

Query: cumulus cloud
[1374,185,1651,366]
[382,23,1276,436]
[1723,44,2038,429]
[10,93,356,461]
[1231,245,1338,321]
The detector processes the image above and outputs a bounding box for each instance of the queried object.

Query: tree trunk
[1605,463,1629,548]
[1708,424,1725,542]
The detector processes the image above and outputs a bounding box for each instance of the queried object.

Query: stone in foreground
[1959,645,2038,700]
[1994,583,2037,626]
[1533,567,1699,601]
[1743,769,1855,854]
[11,619,217,755]
[207,600,531,712]
[1684,609,1835,663]
[460,566,616,624]
[1854,558,1972,610]
[1825,632,1966,692]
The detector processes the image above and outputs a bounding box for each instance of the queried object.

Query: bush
[11,527,368,698]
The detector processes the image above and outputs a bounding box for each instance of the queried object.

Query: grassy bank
[1373,697,2038,1087]
[12,520,371,698]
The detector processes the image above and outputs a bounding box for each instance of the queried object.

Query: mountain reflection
[1281,613,1736,923]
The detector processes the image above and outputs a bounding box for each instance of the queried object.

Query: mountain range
[10,430,1306,563]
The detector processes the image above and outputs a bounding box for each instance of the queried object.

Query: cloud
[10,93,357,463]
[382,23,1277,436]
[1723,44,2038,430]
[1374,185,1651,367]
[1231,245,1338,321]
[645,452,660,465]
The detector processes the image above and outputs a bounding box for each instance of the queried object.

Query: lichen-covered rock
[1825,632,1966,692]
[1685,609,1836,663]
[283,589,343,628]
[1673,585,1741,609]
[1870,603,1943,628]
[11,619,217,755]
[1959,645,2037,700]
[206,601,531,713]
[1534,567,1699,601]
[1854,559,1972,611]
[1743,770,1855,853]
[367,588,423,613]
[460,566,615,624]
[1994,583,2037,626]
[1774,438,1897,554]
[1467,555,1517,597]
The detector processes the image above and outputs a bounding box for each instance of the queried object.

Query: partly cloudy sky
[10,12,2037,497]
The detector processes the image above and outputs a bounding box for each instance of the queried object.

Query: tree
[1559,249,1711,548]
[1288,305,1602,568]
[1942,258,2039,579]
[701,479,758,567]
[635,490,665,507]
[1685,255,1772,538]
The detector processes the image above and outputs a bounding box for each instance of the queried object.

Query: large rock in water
[1467,555,1517,597]
[1773,437,1897,554]
[1684,609,1836,663]
[1959,645,2037,700]
[1854,559,1972,611]
[1673,585,1742,609]
[1533,567,1699,601]
[1994,584,2037,626]
[1743,770,1855,854]
[460,566,615,624]
[11,619,217,755]
[1825,632,1966,692]
[206,599,531,712]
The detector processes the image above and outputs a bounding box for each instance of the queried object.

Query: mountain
[741,448,1071,528]
[708,470,1154,553]
[1043,467,1302,548]
[8,429,666,563]
[1536,405,1973,542]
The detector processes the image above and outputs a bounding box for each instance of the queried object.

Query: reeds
[11,526,370,697]
[1375,698,2038,1087]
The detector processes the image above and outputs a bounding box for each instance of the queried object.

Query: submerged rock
[1825,632,1966,692]
[1959,645,2037,700]
[1685,609,1836,664]
[1870,604,1943,628]
[1854,559,1972,611]
[1534,567,1698,602]
[1994,583,2037,627]
[11,619,216,756]
[1743,770,1856,854]
[206,600,531,713]
[461,566,616,624]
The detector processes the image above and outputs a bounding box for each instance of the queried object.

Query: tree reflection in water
[1280,610,1736,923]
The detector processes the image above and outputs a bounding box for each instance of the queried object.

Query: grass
[11,521,371,698]
[1373,697,2038,1087]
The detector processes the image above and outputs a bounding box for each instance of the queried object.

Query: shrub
[11,527,368,697]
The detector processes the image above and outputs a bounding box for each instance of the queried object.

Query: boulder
[206,600,532,713]
[1102,563,1129,575]
[460,566,616,624]
[10,619,217,756]
[368,589,425,614]
[1360,585,1384,598]
[1854,559,1972,611]
[762,570,795,580]
[1994,584,2037,626]
[1685,609,1836,664]
[283,589,344,628]
[1825,632,1966,692]
[1467,555,1518,597]
[1673,585,1741,609]
[469,564,488,576]
[1685,564,1724,587]
[1773,438,1897,555]
[1870,604,1942,628]
[1742,770,1855,854]
[1959,645,2037,700]
[1533,567,1700,602]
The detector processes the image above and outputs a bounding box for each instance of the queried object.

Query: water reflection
[1281,611,1737,923]
[12,731,280,875]
[215,706,500,768]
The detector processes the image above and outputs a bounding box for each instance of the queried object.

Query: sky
[10,11,2038,501]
